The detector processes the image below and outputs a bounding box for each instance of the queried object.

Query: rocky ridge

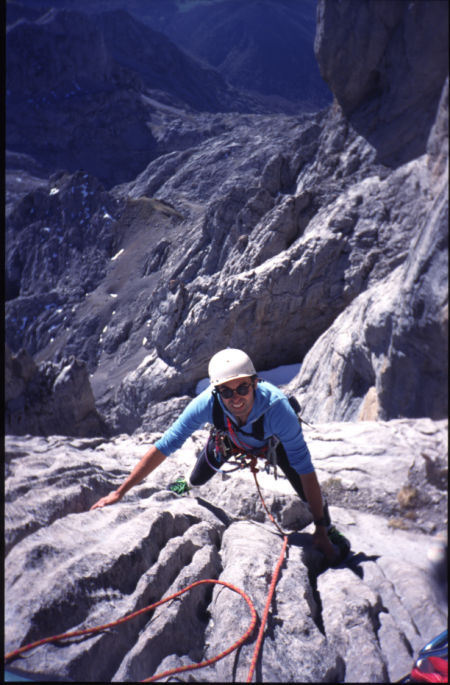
[5,418,447,682]
[6,1,448,436]
[8,0,331,112]
[5,345,106,438]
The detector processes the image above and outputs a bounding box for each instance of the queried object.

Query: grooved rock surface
[5,419,447,682]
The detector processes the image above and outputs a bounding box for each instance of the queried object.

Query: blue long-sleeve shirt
[155,380,314,475]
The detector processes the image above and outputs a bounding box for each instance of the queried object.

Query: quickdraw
[207,421,280,479]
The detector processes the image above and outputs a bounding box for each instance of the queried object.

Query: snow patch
[259,363,301,385]
[111,249,124,261]
[195,362,302,394]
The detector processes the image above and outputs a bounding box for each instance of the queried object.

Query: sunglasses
[217,382,253,399]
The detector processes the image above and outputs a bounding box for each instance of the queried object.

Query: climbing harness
[4,456,289,682]
[202,418,280,478]
[203,426,249,474]
[224,416,281,481]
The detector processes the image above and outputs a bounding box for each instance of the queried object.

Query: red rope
[5,461,288,682]
[248,457,286,537]
[4,579,257,681]
[247,534,288,682]
[245,459,289,682]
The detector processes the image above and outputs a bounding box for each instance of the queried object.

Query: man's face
[216,376,256,422]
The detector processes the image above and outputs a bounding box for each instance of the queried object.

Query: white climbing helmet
[208,348,256,386]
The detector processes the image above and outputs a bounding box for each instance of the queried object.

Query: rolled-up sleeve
[155,390,212,456]
[266,398,314,475]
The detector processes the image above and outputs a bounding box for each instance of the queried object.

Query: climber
[90,348,350,565]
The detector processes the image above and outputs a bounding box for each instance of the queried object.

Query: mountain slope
[5,0,448,434]
[8,0,332,111]
[144,0,331,109]
[6,6,270,188]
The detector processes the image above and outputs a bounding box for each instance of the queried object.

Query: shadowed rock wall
[5,344,107,437]
[315,0,449,166]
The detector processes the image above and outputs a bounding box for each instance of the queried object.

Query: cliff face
[5,0,448,434]
[315,0,448,167]
[296,0,449,420]
[287,79,449,422]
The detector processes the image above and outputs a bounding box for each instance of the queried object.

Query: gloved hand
[312,527,339,564]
